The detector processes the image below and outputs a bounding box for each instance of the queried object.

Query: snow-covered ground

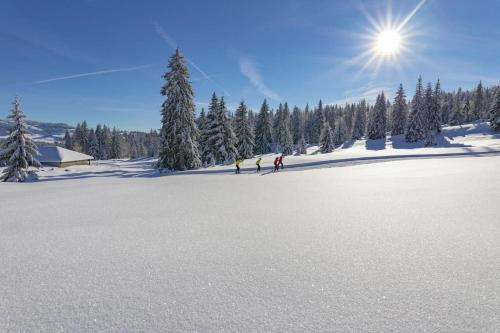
[1,122,499,332]
[28,122,500,181]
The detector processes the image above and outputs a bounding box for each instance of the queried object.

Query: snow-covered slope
[0,119,73,143]
[1,122,499,332]
[28,122,499,181]
[1,156,499,332]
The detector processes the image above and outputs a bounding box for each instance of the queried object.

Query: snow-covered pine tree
[391,84,407,136]
[310,100,324,144]
[344,104,354,138]
[448,88,464,125]
[196,108,206,131]
[0,97,41,182]
[423,82,437,146]
[334,117,347,145]
[463,94,471,123]
[430,80,442,133]
[254,99,273,154]
[73,121,89,153]
[63,130,73,149]
[291,106,302,144]
[234,100,255,159]
[102,125,111,159]
[296,134,307,155]
[95,124,108,160]
[110,127,122,159]
[439,93,452,125]
[206,96,238,164]
[489,89,500,131]
[367,92,387,140]
[200,94,217,165]
[272,103,283,149]
[158,49,201,170]
[472,81,483,121]
[319,121,335,153]
[405,76,427,142]
[88,129,99,159]
[351,100,367,140]
[277,102,294,155]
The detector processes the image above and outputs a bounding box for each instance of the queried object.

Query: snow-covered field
[1,123,500,332]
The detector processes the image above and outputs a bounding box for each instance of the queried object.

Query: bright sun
[375,29,401,55]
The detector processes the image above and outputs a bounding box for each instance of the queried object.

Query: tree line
[62,121,161,160]
[158,49,500,170]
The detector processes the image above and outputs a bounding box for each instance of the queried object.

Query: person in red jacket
[278,154,284,170]
[273,156,280,172]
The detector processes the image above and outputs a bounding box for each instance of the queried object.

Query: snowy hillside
[1,157,499,332]
[0,119,73,143]
[1,122,499,332]
[28,121,499,181]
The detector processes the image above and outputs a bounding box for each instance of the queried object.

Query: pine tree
[296,135,307,155]
[206,96,238,164]
[405,77,427,142]
[276,102,294,155]
[196,108,206,131]
[88,129,99,159]
[234,100,255,158]
[73,121,89,153]
[334,117,347,145]
[472,81,483,121]
[489,90,500,131]
[0,97,41,182]
[463,95,471,123]
[430,80,442,133]
[291,106,302,144]
[351,100,367,140]
[448,88,464,126]
[391,84,407,136]
[63,130,73,149]
[367,92,387,140]
[254,99,273,154]
[158,49,201,170]
[423,82,436,146]
[319,121,335,153]
[110,127,122,159]
[200,94,217,165]
[310,100,324,143]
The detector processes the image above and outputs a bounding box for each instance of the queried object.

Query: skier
[235,159,242,174]
[273,156,280,172]
[279,154,285,170]
[256,157,262,172]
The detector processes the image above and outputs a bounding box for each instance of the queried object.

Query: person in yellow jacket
[255,157,262,172]
[235,159,243,174]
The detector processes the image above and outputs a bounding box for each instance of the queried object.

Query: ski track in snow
[0,122,499,332]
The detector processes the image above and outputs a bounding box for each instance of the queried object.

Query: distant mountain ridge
[0,119,74,143]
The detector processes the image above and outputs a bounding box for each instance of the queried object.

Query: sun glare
[375,29,401,55]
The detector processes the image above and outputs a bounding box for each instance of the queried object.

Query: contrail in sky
[33,65,152,84]
[153,21,230,96]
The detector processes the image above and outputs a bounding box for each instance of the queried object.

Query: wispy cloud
[33,65,152,84]
[153,21,230,96]
[238,56,281,102]
[330,86,391,105]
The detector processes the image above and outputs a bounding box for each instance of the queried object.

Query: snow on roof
[38,146,93,163]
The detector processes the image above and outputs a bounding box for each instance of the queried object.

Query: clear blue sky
[1,0,499,130]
